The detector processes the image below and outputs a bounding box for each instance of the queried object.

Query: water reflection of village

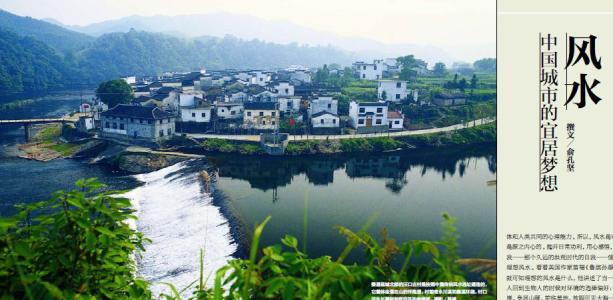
[206,145,496,200]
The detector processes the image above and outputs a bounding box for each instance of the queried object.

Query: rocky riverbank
[16,124,191,173]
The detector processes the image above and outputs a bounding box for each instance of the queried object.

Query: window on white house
[272,112,276,117]
[231,111,236,115]
[362,74,365,79]
[327,103,331,108]
[377,108,383,113]
[358,119,364,125]
[159,130,164,137]
[247,112,251,116]
[119,124,124,130]
[376,119,382,125]
[320,119,324,124]
[285,89,288,93]
[192,112,196,117]
[259,112,264,116]
[359,108,365,113]
[395,121,400,124]
[167,128,172,135]
[333,119,337,124]
[112,123,117,129]
[201,113,206,117]
[272,121,275,125]
[396,82,401,88]
[396,94,400,99]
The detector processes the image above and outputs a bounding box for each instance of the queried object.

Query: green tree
[96,79,134,108]
[473,58,496,73]
[470,74,478,89]
[458,78,467,91]
[433,62,447,76]
[397,55,418,82]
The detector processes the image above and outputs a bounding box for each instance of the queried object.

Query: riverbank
[15,120,495,170]
[172,121,496,156]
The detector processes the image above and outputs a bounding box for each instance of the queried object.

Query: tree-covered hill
[0,29,70,95]
[0,9,94,53]
[0,8,355,98]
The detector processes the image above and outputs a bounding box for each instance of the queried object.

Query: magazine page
[499,0,613,299]
[0,0,496,299]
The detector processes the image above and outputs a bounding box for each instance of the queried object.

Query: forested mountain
[76,30,353,80]
[0,9,93,53]
[0,9,354,98]
[0,29,70,95]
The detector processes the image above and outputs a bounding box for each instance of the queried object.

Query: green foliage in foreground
[1,179,496,299]
[0,178,151,299]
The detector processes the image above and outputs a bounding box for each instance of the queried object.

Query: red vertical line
[539,33,542,192]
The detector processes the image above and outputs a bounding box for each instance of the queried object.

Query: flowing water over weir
[125,161,237,296]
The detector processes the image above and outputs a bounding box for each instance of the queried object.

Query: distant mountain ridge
[60,12,456,65]
[0,9,355,97]
[0,9,93,52]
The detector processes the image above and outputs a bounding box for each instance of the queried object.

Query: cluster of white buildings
[85,62,415,143]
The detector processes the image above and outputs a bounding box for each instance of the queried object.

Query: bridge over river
[0,118,76,141]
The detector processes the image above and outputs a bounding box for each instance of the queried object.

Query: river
[0,92,496,295]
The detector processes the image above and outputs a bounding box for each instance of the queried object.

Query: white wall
[216,105,244,119]
[378,80,409,102]
[312,114,340,128]
[181,107,212,122]
[349,101,388,128]
[358,64,383,80]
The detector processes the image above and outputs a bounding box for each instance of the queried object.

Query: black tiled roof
[311,111,338,118]
[244,102,278,110]
[101,104,174,120]
[358,102,388,107]
[156,86,176,94]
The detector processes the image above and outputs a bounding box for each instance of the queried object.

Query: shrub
[340,138,373,152]
[238,143,262,155]
[201,138,235,152]
[0,179,150,299]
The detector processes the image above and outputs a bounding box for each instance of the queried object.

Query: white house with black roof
[100,104,176,143]
[348,101,389,133]
[243,102,279,130]
[311,111,340,131]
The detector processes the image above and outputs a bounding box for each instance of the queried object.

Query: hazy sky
[0,0,495,58]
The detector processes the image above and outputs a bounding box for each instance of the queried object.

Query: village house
[76,116,95,133]
[215,102,244,120]
[311,111,340,133]
[358,63,382,80]
[348,101,389,133]
[180,97,212,123]
[378,79,409,102]
[249,70,272,86]
[278,96,301,114]
[230,91,249,102]
[100,104,176,143]
[274,81,294,96]
[387,111,404,130]
[433,93,467,106]
[243,102,280,130]
[133,96,163,107]
[133,86,151,97]
[308,96,338,118]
